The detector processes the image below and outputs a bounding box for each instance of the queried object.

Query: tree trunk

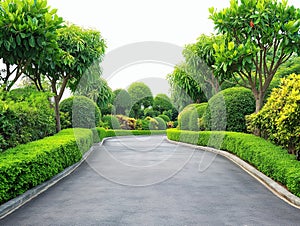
[54,95,61,133]
[255,91,264,113]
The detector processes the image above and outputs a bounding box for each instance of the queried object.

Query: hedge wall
[0,128,94,204]
[167,129,300,197]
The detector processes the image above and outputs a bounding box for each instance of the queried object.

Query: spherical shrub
[102,115,121,129]
[145,117,159,130]
[203,87,255,132]
[154,117,166,130]
[158,114,170,122]
[178,103,208,131]
[60,96,101,129]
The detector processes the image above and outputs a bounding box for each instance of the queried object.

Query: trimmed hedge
[0,128,94,204]
[95,128,166,139]
[167,129,300,197]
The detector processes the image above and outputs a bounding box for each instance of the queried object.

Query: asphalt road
[1,135,300,226]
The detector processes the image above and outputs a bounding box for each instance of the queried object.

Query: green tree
[209,0,300,112]
[153,94,172,113]
[183,34,226,96]
[113,89,131,115]
[127,82,153,119]
[0,0,63,91]
[41,25,106,132]
[75,60,113,109]
[167,65,207,111]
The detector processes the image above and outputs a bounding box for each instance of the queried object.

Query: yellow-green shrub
[247,74,300,155]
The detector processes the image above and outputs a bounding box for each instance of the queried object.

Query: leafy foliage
[116,115,137,130]
[157,114,170,123]
[154,117,166,130]
[60,96,101,129]
[167,129,300,197]
[113,89,131,115]
[178,103,208,131]
[128,82,153,119]
[0,87,55,151]
[0,0,63,91]
[209,0,300,112]
[0,128,94,204]
[203,87,255,132]
[246,74,300,154]
[101,115,121,130]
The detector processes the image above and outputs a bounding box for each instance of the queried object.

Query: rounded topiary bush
[178,103,208,131]
[203,87,255,132]
[102,115,121,129]
[60,96,101,129]
[154,117,166,130]
[158,114,170,122]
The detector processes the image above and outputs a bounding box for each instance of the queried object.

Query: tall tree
[183,34,226,96]
[0,0,63,91]
[37,25,106,132]
[209,0,300,112]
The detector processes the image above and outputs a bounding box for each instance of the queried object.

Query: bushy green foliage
[153,94,173,114]
[127,82,153,119]
[204,87,255,132]
[113,89,131,115]
[0,128,94,204]
[0,88,55,151]
[60,96,101,129]
[145,117,159,130]
[178,103,208,131]
[101,115,121,130]
[105,129,166,137]
[143,108,159,118]
[246,74,300,154]
[158,114,170,122]
[167,129,300,197]
[116,115,136,130]
[154,117,166,130]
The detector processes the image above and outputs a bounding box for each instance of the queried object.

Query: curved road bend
[1,135,300,226]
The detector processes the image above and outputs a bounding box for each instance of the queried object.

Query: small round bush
[203,87,255,132]
[145,117,159,130]
[60,96,101,129]
[102,115,121,129]
[178,103,208,131]
[154,117,166,130]
[158,114,170,122]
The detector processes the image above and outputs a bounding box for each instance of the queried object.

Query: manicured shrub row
[0,128,94,204]
[95,128,166,139]
[167,129,300,197]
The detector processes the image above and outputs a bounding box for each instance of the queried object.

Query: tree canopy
[209,0,300,111]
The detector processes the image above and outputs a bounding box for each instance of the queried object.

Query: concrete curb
[167,139,300,209]
[0,137,112,220]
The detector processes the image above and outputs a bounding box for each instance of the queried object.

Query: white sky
[47,0,300,96]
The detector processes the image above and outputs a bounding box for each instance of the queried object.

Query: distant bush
[154,117,166,130]
[0,87,55,151]
[116,115,136,130]
[178,103,208,131]
[101,115,121,129]
[246,74,300,155]
[158,114,170,122]
[60,96,101,129]
[143,108,159,118]
[146,117,159,130]
[203,87,255,132]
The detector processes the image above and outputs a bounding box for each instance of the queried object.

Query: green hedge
[0,128,94,204]
[95,128,166,139]
[167,129,300,197]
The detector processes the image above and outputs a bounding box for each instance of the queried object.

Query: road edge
[166,138,300,209]
[0,137,112,220]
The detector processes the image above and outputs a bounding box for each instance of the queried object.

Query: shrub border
[167,129,300,209]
